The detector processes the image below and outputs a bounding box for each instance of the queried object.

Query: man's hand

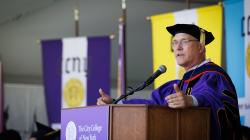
[97,88,113,105]
[165,84,193,108]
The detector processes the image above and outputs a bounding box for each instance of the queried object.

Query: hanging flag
[224,0,245,98]
[117,19,126,97]
[150,5,223,88]
[41,36,111,125]
[0,61,3,132]
[224,0,250,127]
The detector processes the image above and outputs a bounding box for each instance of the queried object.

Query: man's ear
[199,43,205,53]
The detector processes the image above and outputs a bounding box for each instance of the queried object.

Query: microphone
[144,65,167,87]
[112,65,167,104]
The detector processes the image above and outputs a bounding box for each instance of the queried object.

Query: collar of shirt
[185,59,211,73]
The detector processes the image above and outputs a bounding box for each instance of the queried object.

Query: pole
[119,0,127,94]
[74,0,80,37]
[122,0,127,97]
[186,0,191,9]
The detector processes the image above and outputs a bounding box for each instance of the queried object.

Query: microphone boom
[112,65,167,104]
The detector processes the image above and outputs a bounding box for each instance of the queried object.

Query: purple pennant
[87,36,111,105]
[41,39,62,124]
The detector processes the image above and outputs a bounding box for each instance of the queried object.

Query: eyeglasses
[171,39,199,49]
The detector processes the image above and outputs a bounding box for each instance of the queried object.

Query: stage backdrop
[151,5,222,88]
[224,0,250,126]
[41,36,111,125]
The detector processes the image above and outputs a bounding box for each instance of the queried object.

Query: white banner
[62,37,87,108]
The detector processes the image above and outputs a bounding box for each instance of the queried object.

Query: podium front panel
[61,106,109,140]
[110,105,147,140]
[61,105,209,140]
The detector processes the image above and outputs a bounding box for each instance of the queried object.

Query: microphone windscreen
[158,65,167,73]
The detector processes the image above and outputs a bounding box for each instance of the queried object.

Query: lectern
[61,105,210,140]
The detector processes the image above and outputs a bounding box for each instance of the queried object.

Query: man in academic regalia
[97,24,242,140]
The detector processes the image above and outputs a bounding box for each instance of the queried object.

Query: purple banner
[41,39,62,124]
[41,36,111,124]
[61,106,110,140]
[87,36,111,105]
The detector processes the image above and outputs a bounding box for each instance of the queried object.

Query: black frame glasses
[171,39,199,49]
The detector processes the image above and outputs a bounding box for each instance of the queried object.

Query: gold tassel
[200,29,206,46]
[170,36,174,52]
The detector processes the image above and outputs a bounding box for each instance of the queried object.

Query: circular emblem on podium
[247,43,250,77]
[66,121,77,140]
[64,79,84,107]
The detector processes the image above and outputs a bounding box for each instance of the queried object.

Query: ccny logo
[66,121,77,140]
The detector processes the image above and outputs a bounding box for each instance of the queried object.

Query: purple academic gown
[123,62,242,140]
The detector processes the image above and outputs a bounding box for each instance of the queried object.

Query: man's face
[172,33,202,70]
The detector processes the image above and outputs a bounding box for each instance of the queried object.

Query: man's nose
[175,42,183,50]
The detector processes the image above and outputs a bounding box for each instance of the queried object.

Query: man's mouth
[176,54,184,57]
